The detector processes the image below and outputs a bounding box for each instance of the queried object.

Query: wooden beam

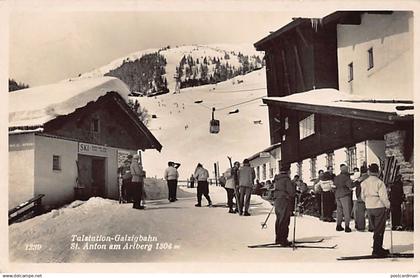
[281,50,291,95]
[296,26,309,48]
[294,45,306,91]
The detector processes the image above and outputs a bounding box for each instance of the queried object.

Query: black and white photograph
[1,0,418,274]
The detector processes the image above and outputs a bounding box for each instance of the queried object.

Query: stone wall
[384,130,414,189]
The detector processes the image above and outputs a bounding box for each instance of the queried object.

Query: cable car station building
[255,11,414,199]
[9,77,162,210]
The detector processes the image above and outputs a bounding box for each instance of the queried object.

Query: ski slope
[138,68,270,179]
[78,44,263,94]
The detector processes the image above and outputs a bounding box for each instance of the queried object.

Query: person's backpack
[219,176,226,187]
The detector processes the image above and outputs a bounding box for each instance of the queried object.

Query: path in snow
[9,187,414,263]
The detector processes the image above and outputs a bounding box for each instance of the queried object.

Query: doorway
[91,158,106,197]
[77,155,106,198]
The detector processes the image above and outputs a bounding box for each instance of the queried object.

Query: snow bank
[9,77,131,130]
[9,186,414,264]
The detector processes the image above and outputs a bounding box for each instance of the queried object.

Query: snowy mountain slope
[138,68,270,179]
[79,44,263,94]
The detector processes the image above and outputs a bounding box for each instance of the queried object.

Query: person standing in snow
[164,161,180,202]
[273,164,295,246]
[131,154,146,209]
[361,163,391,257]
[390,174,404,231]
[223,167,236,213]
[315,169,335,222]
[194,163,212,207]
[120,155,133,202]
[352,165,369,231]
[334,164,354,232]
[232,161,241,213]
[238,159,255,216]
[189,174,195,188]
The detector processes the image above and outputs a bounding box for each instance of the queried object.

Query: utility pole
[214,162,218,187]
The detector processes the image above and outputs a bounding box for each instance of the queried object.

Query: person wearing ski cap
[164,161,180,202]
[273,163,295,246]
[238,159,255,216]
[223,167,236,213]
[361,163,391,257]
[131,154,146,209]
[194,163,212,207]
[121,155,133,202]
[333,164,354,232]
[352,165,369,231]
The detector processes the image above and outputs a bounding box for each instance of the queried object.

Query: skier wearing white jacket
[361,163,391,258]
[164,161,180,202]
[194,163,212,207]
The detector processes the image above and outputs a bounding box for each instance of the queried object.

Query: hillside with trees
[105,52,168,96]
[9,79,29,92]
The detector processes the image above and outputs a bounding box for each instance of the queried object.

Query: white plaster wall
[334,148,348,174]
[9,133,35,209]
[249,147,281,182]
[337,12,413,99]
[34,135,78,207]
[106,147,119,199]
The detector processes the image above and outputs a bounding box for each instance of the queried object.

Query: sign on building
[78,142,108,157]
[259,152,271,158]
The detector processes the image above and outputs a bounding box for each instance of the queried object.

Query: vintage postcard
[1,0,419,274]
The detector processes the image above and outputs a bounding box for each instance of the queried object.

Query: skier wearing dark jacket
[333,164,354,232]
[273,164,296,246]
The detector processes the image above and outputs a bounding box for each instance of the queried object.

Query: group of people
[221,159,256,216]
[118,154,146,210]
[163,161,213,207]
[274,162,403,257]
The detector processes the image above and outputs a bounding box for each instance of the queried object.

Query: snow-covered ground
[9,186,413,263]
[138,68,270,179]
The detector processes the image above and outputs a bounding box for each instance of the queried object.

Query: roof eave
[262,98,413,124]
[254,18,308,50]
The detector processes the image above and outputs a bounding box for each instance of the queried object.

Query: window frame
[52,155,61,171]
[348,62,354,82]
[299,114,315,140]
[367,48,374,70]
[91,118,100,133]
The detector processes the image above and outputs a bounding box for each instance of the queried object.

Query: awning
[263,89,413,124]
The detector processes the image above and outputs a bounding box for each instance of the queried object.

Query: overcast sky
[9,6,333,86]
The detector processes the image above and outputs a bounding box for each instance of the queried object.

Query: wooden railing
[8,194,45,225]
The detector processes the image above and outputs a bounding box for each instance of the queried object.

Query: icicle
[310,18,323,32]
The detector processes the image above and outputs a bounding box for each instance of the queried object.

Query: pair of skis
[248,238,337,249]
[337,253,414,260]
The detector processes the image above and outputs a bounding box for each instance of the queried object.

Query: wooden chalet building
[9,77,162,210]
[254,10,414,202]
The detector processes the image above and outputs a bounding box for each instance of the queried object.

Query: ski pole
[261,205,274,229]
[292,195,298,250]
[389,209,394,254]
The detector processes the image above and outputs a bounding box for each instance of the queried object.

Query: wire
[212,87,267,93]
[216,96,264,111]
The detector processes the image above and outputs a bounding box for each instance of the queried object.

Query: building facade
[255,11,414,192]
[9,77,162,209]
[247,143,281,183]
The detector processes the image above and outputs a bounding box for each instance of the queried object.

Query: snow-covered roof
[9,77,131,131]
[263,88,413,122]
[247,143,281,162]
